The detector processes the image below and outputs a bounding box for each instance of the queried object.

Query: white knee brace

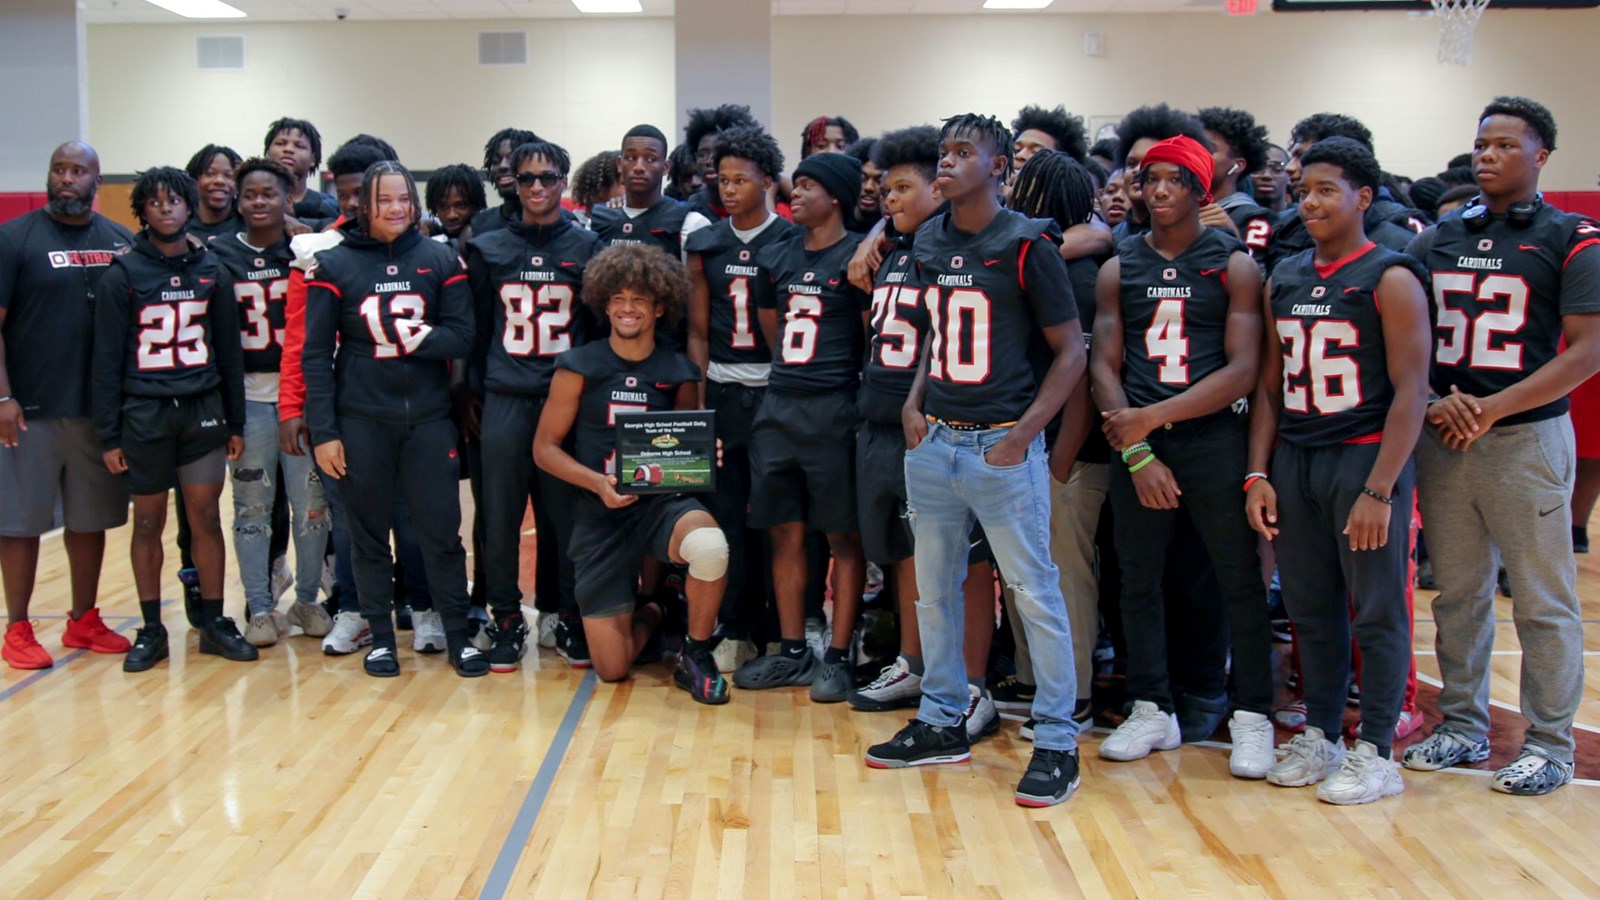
[679,527,729,581]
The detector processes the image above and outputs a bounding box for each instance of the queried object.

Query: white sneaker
[711,637,758,674]
[847,655,923,711]
[270,556,294,603]
[412,609,446,654]
[1228,710,1275,780]
[1267,727,1346,787]
[244,612,280,647]
[1099,700,1182,761]
[804,616,827,662]
[1317,740,1404,804]
[322,611,371,655]
[963,684,999,742]
[286,601,333,638]
[536,611,559,650]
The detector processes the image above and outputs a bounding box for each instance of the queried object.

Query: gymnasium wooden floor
[3,492,1600,899]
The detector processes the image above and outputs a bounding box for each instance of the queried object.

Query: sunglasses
[516,171,564,187]
[1262,160,1288,172]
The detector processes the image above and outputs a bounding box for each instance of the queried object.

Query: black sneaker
[1015,747,1081,808]
[1416,558,1437,591]
[179,568,202,629]
[1498,567,1513,598]
[198,617,260,661]
[989,674,1037,712]
[487,613,528,674]
[451,642,490,678]
[1020,718,1035,741]
[123,624,169,673]
[1073,698,1093,724]
[1347,678,1362,708]
[553,616,591,669]
[394,603,413,631]
[864,719,971,769]
[674,647,730,705]
[1575,525,1590,554]
[364,643,400,677]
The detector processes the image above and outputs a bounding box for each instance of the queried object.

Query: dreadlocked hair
[665,142,697,200]
[1300,137,1382,193]
[713,126,785,178]
[800,116,861,157]
[234,156,295,196]
[130,166,199,225]
[185,144,242,181]
[1135,164,1207,200]
[1007,150,1097,230]
[685,105,757,153]
[1197,107,1270,179]
[871,125,940,184]
[581,243,690,330]
[1114,104,1210,168]
[511,141,572,178]
[327,138,395,178]
[424,163,487,216]
[572,151,623,209]
[1480,95,1557,150]
[263,118,324,166]
[1290,113,1372,152]
[356,160,421,237]
[482,128,540,171]
[940,113,1013,182]
[1011,105,1089,163]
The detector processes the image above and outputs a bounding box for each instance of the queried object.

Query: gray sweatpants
[1415,416,1584,762]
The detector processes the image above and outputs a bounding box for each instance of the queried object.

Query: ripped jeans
[231,400,329,614]
[905,422,1078,752]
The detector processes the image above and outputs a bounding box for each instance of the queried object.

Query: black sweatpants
[1108,412,1273,715]
[339,415,469,640]
[706,380,775,640]
[1273,440,1413,753]
[480,391,576,619]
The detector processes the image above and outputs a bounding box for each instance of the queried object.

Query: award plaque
[614,410,716,494]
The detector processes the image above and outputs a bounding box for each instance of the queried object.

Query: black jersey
[1116,227,1245,409]
[1410,203,1600,425]
[1219,195,1275,264]
[211,233,292,374]
[556,340,701,475]
[301,227,474,444]
[591,197,692,257]
[754,233,869,394]
[1270,243,1429,446]
[1268,207,1415,274]
[914,209,1077,424]
[0,209,132,420]
[466,218,601,397]
[188,212,243,246]
[859,233,927,425]
[293,190,339,222]
[1066,255,1112,464]
[686,188,727,223]
[685,215,802,367]
[91,234,245,449]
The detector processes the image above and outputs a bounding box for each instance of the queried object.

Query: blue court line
[0,614,144,703]
[480,669,598,900]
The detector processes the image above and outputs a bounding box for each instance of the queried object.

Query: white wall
[1,0,88,191]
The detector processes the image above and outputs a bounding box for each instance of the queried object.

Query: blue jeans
[905,422,1078,752]
[315,458,359,613]
[230,401,329,614]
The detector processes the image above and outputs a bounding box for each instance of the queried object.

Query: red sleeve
[278,267,308,421]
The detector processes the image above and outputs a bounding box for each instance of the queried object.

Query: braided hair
[130,166,200,227]
[185,144,242,182]
[357,160,421,236]
[1007,150,1096,230]
[572,151,623,209]
[510,141,571,178]
[424,163,487,216]
[482,128,540,171]
[940,113,1013,182]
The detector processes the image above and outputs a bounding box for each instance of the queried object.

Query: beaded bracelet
[1119,440,1152,463]
[1360,486,1393,505]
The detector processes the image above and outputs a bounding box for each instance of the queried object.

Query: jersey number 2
[1277,319,1361,414]
[136,301,210,371]
[1432,273,1529,371]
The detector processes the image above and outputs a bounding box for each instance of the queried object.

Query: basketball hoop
[1430,0,1491,65]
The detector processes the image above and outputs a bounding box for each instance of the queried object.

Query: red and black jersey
[301,227,474,444]
[91,233,244,449]
[913,209,1076,425]
[859,232,927,425]
[187,212,243,246]
[1268,206,1416,274]
[466,218,601,397]
[1270,242,1429,446]
[1219,195,1275,265]
[1116,227,1245,409]
[1410,203,1600,425]
[211,233,292,374]
[754,233,869,394]
[590,198,692,258]
[685,215,802,368]
[556,340,701,476]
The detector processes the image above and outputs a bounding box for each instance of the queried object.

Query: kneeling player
[534,243,731,702]
[1246,137,1430,805]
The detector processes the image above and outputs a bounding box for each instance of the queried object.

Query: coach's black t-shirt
[754,232,869,394]
[557,339,701,476]
[1270,242,1430,446]
[859,232,927,425]
[466,218,601,397]
[686,215,802,368]
[211,233,293,374]
[0,209,133,420]
[1116,227,1246,409]
[1409,203,1600,426]
[913,209,1076,424]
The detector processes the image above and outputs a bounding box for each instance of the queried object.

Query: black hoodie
[92,232,245,449]
[300,225,473,445]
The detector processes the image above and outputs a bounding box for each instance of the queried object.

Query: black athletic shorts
[571,492,704,618]
[747,390,858,533]
[119,391,229,496]
[706,380,764,454]
[856,420,912,564]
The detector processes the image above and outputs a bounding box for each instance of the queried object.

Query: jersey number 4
[869,285,920,369]
[1277,319,1361,414]
[1432,273,1529,370]
[500,283,574,357]
[136,301,210,371]
[1144,298,1190,385]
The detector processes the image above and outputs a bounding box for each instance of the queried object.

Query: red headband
[1141,135,1214,206]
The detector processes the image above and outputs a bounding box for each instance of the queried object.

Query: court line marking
[480,668,598,900]
[1412,649,1600,656]
[0,611,150,704]
[1413,672,1600,735]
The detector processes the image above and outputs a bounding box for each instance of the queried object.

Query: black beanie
[793,152,862,213]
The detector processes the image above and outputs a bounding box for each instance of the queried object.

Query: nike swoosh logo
[560,261,578,267]
[416,268,433,274]
[654,383,675,390]
[827,279,839,286]
[1199,268,1221,277]
[1344,286,1362,295]
[1539,505,1563,517]
[198,278,214,284]
[1518,244,1542,252]
[983,259,1002,267]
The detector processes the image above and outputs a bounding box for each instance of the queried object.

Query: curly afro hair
[1197,107,1271,181]
[1289,113,1372,152]
[1114,104,1210,168]
[130,166,199,226]
[685,104,758,152]
[1300,136,1382,194]
[844,137,877,166]
[1011,105,1089,163]
[871,125,940,183]
[1479,96,1557,150]
[712,126,785,179]
[582,242,690,330]
[571,151,622,208]
[1090,137,1119,163]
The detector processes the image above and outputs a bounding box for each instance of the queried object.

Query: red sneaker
[3,621,55,669]
[62,608,132,654]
